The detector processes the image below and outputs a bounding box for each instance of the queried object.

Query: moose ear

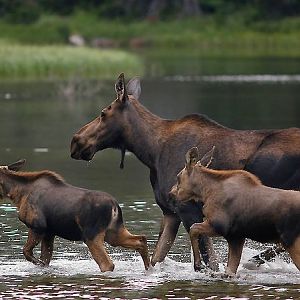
[199,146,215,168]
[7,159,26,171]
[127,77,141,100]
[185,147,199,173]
[115,73,128,103]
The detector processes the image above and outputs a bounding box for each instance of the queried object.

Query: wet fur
[174,163,300,274]
[70,74,300,270]
[0,167,149,272]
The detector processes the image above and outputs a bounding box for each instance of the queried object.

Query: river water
[1,55,300,299]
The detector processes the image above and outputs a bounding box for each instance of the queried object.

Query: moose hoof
[33,258,47,267]
[194,262,206,272]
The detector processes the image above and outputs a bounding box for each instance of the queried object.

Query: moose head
[70,73,141,168]
[169,146,215,202]
[0,159,26,199]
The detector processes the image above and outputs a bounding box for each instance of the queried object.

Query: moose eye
[107,105,112,110]
[101,111,106,118]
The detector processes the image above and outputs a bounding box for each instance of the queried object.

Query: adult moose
[70,73,300,270]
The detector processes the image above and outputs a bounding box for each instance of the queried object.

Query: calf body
[0,161,149,272]
[170,148,300,275]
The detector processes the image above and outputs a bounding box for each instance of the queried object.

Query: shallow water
[1,61,300,298]
[1,199,300,299]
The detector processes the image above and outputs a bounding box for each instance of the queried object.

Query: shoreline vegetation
[0,42,143,80]
[0,11,299,80]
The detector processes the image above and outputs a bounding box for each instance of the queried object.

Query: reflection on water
[1,68,300,298]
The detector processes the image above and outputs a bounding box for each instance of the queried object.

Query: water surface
[1,58,300,298]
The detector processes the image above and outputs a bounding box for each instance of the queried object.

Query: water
[1,57,300,298]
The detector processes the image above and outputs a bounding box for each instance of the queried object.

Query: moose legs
[285,237,300,271]
[179,201,218,271]
[190,221,245,275]
[23,229,55,266]
[226,238,245,276]
[85,232,115,272]
[40,234,55,266]
[23,229,44,266]
[189,220,219,271]
[106,226,150,270]
[151,213,181,266]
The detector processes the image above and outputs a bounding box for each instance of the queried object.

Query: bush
[0,0,40,24]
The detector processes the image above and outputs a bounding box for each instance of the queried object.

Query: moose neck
[193,169,219,203]
[1,172,29,208]
[123,100,167,169]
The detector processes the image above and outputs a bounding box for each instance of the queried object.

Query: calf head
[0,159,26,198]
[169,147,215,202]
[70,73,141,168]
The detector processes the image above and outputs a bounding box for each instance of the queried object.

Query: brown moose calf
[170,147,300,276]
[0,160,149,272]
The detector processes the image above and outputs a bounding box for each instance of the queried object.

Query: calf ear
[185,147,199,173]
[8,159,26,171]
[199,146,215,168]
[115,73,128,103]
[127,77,141,100]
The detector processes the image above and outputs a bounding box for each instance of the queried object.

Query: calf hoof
[33,258,47,267]
[222,267,236,279]
[100,263,115,272]
[221,272,236,279]
[194,262,206,272]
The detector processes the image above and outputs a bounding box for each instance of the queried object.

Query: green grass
[0,11,299,57]
[0,12,299,79]
[0,43,144,80]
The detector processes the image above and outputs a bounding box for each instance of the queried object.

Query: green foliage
[0,11,299,56]
[0,0,40,24]
[1,0,300,23]
[0,43,144,80]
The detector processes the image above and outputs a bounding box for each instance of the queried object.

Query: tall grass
[0,43,144,80]
[0,11,299,55]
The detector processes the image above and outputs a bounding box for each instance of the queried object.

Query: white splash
[0,247,299,285]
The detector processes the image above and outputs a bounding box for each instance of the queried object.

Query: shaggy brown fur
[70,73,300,271]
[170,147,300,275]
[0,160,149,272]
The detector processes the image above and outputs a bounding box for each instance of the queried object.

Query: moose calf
[0,160,149,272]
[170,147,300,276]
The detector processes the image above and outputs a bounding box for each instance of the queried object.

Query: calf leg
[286,237,300,271]
[226,238,245,276]
[40,234,55,266]
[106,226,150,270]
[23,229,45,266]
[85,232,114,272]
[179,201,218,271]
[151,213,181,266]
[189,220,219,271]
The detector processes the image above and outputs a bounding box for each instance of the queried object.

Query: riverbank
[0,42,143,80]
[0,12,299,80]
[1,12,299,54]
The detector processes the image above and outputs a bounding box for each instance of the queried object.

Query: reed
[0,43,144,80]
